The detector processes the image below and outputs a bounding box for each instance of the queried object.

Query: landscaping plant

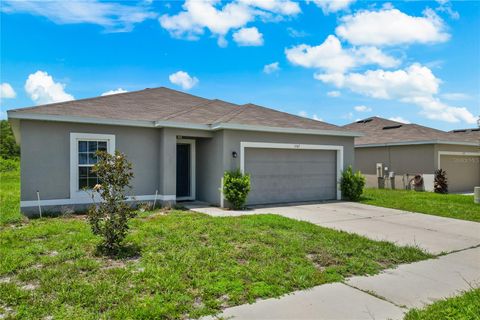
[223,169,251,210]
[340,166,366,201]
[88,151,136,255]
[434,168,448,194]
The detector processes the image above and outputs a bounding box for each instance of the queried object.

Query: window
[78,140,107,189]
[70,133,115,198]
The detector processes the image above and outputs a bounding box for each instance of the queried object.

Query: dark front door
[176,144,191,198]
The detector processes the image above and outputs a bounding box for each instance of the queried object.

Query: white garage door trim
[437,151,480,169]
[240,142,344,200]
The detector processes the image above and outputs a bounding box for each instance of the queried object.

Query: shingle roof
[343,117,479,146]
[449,128,480,140]
[9,87,341,131]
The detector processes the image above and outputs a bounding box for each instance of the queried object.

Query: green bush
[0,157,19,172]
[223,169,251,210]
[87,151,136,255]
[340,166,366,201]
[0,120,20,159]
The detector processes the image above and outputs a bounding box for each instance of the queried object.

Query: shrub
[87,151,136,255]
[434,169,448,194]
[223,169,251,210]
[0,157,19,172]
[340,166,366,201]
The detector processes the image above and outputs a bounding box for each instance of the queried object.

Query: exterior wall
[222,130,355,173]
[355,144,436,190]
[355,145,435,175]
[20,120,161,202]
[196,131,224,205]
[18,119,356,212]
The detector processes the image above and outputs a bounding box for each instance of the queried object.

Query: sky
[1,0,479,131]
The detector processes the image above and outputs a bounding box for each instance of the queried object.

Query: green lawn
[0,214,430,319]
[360,188,480,222]
[0,168,23,226]
[404,288,480,320]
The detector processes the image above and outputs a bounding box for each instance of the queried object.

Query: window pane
[79,178,88,189]
[78,141,87,152]
[79,153,88,165]
[87,167,97,178]
[98,141,107,151]
[87,178,98,189]
[79,167,88,177]
[88,141,98,152]
[88,153,97,165]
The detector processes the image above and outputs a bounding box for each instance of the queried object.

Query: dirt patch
[306,251,342,271]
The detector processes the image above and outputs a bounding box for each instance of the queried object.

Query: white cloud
[0,83,16,99]
[336,8,450,46]
[285,35,399,74]
[169,71,199,90]
[311,0,356,14]
[327,90,341,97]
[159,0,299,45]
[1,0,156,32]
[263,62,280,74]
[287,27,308,38]
[298,111,323,121]
[436,0,459,20]
[389,116,411,124]
[354,105,372,112]
[315,64,476,124]
[101,88,128,96]
[233,27,264,46]
[239,0,300,15]
[25,71,74,105]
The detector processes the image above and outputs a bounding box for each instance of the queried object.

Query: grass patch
[0,211,431,319]
[404,288,480,320]
[360,188,480,222]
[0,166,23,226]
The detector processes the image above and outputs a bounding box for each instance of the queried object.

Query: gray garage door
[441,155,480,193]
[245,148,337,205]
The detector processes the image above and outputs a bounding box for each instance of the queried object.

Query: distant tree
[0,120,20,159]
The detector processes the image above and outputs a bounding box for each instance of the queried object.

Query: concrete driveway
[186,201,480,254]
[191,201,480,320]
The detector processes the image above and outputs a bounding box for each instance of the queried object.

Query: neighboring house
[8,87,359,215]
[343,117,480,193]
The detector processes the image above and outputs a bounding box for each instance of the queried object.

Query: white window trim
[240,142,344,200]
[70,133,115,200]
[437,151,480,169]
[176,139,196,201]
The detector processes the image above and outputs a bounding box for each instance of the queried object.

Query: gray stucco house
[8,87,359,214]
[343,117,480,193]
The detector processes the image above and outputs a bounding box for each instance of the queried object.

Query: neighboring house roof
[343,117,479,147]
[449,128,480,140]
[8,87,359,137]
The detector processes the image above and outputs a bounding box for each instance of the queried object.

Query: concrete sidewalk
[188,201,480,319]
[186,201,480,254]
[204,247,480,320]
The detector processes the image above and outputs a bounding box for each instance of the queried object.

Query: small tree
[434,169,448,194]
[223,169,251,210]
[340,166,366,201]
[88,151,136,255]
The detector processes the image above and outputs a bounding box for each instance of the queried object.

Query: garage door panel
[245,148,337,205]
[440,155,480,193]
